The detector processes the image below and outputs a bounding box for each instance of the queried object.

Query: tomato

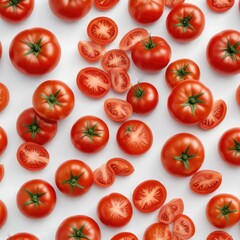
[94,0,119,10]
[49,0,93,21]
[32,80,75,121]
[97,192,133,227]
[173,214,195,239]
[78,41,106,63]
[71,115,109,153]
[0,127,7,156]
[0,82,10,112]
[207,30,240,74]
[0,0,34,23]
[0,41,2,58]
[119,28,149,51]
[128,0,164,24]
[16,107,58,145]
[206,0,234,12]
[56,215,101,240]
[198,99,227,130]
[76,67,111,99]
[106,158,134,176]
[116,120,153,155]
[126,82,159,114]
[104,98,133,122]
[168,80,213,125]
[0,164,4,182]
[101,49,130,72]
[218,128,240,165]
[55,159,94,197]
[17,142,50,171]
[165,59,200,88]
[93,164,116,187]
[111,232,138,240]
[6,233,39,240]
[87,16,118,45]
[16,179,56,218]
[0,200,7,229]
[165,0,185,8]
[166,3,205,42]
[9,27,61,76]
[131,36,171,72]
[206,193,240,228]
[143,223,171,240]
[158,198,184,224]
[206,231,233,240]
[236,84,240,106]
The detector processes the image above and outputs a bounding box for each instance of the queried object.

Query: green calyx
[182,92,205,115]
[23,189,46,208]
[69,224,90,240]
[175,12,194,32]
[24,116,40,140]
[24,38,43,57]
[62,171,84,192]
[222,41,240,60]
[81,121,102,142]
[142,36,156,50]
[173,64,192,80]
[41,89,62,110]
[217,201,237,221]
[134,84,145,99]
[3,0,23,12]
[230,139,240,157]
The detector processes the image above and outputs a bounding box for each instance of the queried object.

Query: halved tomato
[198,99,227,130]
[93,164,116,187]
[207,231,233,240]
[143,223,172,240]
[165,0,185,8]
[0,82,10,112]
[206,0,235,13]
[94,0,119,10]
[111,232,138,240]
[106,158,134,176]
[0,164,4,182]
[78,41,106,62]
[104,98,133,122]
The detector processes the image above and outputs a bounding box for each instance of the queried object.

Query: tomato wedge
[94,0,119,10]
[106,158,134,176]
[93,164,116,187]
[143,223,172,240]
[207,231,233,240]
[206,0,235,12]
[165,0,185,8]
[0,82,9,112]
[0,164,4,182]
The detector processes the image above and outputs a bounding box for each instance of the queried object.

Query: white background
[0,0,240,239]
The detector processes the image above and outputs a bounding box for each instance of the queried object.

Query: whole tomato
[9,27,61,76]
[0,200,7,229]
[0,127,7,156]
[6,233,39,240]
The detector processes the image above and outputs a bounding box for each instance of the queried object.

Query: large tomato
[161,133,205,177]
[0,82,10,112]
[9,28,61,76]
[111,232,138,240]
[143,223,172,240]
[55,215,101,240]
[0,127,7,156]
[0,200,7,229]
[207,30,240,74]
[6,233,39,240]
[168,80,213,125]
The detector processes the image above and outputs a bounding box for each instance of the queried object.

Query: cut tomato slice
[0,164,4,182]
[107,158,134,176]
[111,232,138,240]
[165,0,185,8]
[93,164,116,187]
[94,0,120,10]
[143,223,172,240]
[207,231,233,240]
[206,0,235,13]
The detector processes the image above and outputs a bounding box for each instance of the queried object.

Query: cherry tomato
[71,115,109,153]
[97,192,133,227]
[143,223,171,240]
[87,16,118,45]
[16,179,56,218]
[206,231,233,240]
[76,67,111,99]
[55,159,94,197]
[165,0,185,8]
[0,127,7,156]
[117,120,153,155]
[6,232,39,240]
[93,164,116,187]
[0,164,4,182]
[9,27,61,76]
[206,0,235,13]
[0,200,7,229]
[111,232,138,240]
[0,82,10,112]
[206,193,240,228]
[32,80,75,121]
[17,142,50,171]
[94,0,119,10]
[106,158,134,176]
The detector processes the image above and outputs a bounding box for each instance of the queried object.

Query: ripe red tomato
[126,82,159,114]
[55,159,94,197]
[16,179,56,218]
[0,127,7,156]
[143,223,171,240]
[87,16,118,45]
[0,200,7,229]
[206,193,240,228]
[0,0,34,23]
[76,67,111,99]
[16,107,58,145]
[158,198,184,224]
[168,80,213,125]
[111,232,138,240]
[206,0,235,12]
[71,115,109,153]
[9,27,61,76]
[218,128,240,165]
[166,3,205,42]
[161,133,205,177]
[78,41,106,63]
[207,30,240,74]
[165,59,200,88]
[133,180,167,213]
[94,0,119,10]
[97,192,133,227]
[165,0,185,8]
[189,170,222,194]
[0,164,4,182]
[198,99,227,130]
[117,120,153,155]
[206,231,233,240]
[106,158,134,176]
[131,36,171,72]
[6,233,39,240]
[104,98,133,122]
[128,0,164,24]
[17,142,50,171]
[0,82,10,112]
[56,215,101,240]
[119,28,148,51]
[49,0,93,21]
[93,164,116,187]
[32,80,75,121]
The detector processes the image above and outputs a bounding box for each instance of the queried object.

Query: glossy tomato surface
[0,127,7,156]
[0,200,7,229]
[6,233,39,240]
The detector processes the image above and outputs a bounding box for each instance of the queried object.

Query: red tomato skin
[173,214,195,238]
[165,0,185,8]
[0,200,7,229]
[0,164,4,182]
[0,82,10,112]
[9,28,61,76]
[6,233,39,240]
[106,158,134,176]
[94,0,119,10]
[111,232,138,240]
[206,231,233,240]
[206,0,235,13]
[0,127,7,156]
[143,223,172,240]
[49,0,93,21]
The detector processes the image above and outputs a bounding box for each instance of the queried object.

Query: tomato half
[0,82,10,112]
[206,0,235,12]
[93,164,116,187]
[6,233,39,240]
[94,0,119,10]
[116,120,153,155]
[111,232,138,240]
[0,200,7,229]
[55,159,94,197]
[206,193,240,228]
[106,158,134,176]
[87,16,118,45]
[97,192,133,227]
[143,223,171,240]
[9,27,61,76]
[17,142,50,171]
[206,231,233,240]
[0,164,4,182]
[0,127,7,156]
[76,67,111,99]
[104,98,133,122]
[165,0,185,8]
